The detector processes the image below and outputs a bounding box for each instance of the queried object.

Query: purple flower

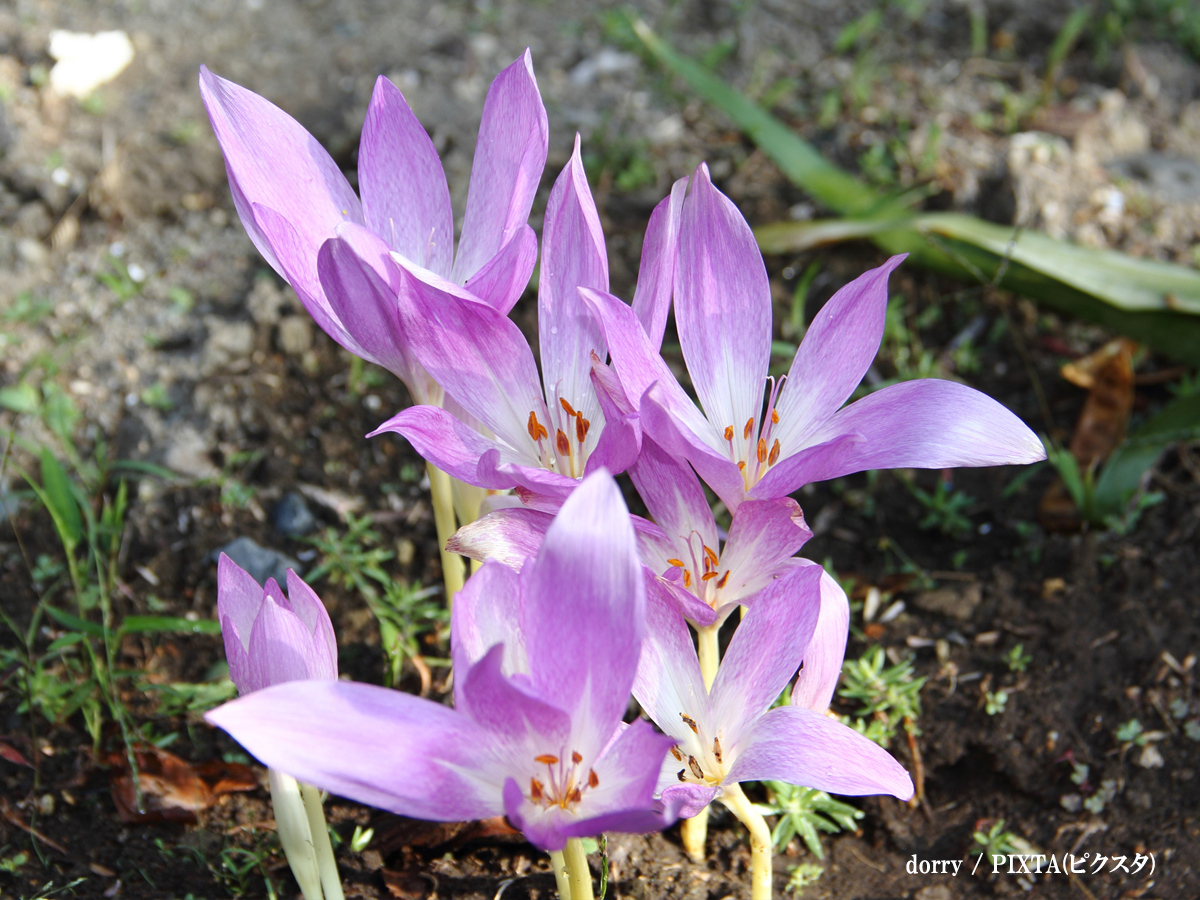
[634,563,913,814]
[365,166,690,501]
[216,553,337,695]
[584,164,1045,512]
[199,52,547,405]
[206,472,685,851]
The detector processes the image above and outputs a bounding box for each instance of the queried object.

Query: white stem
[300,782,344,900]
[268,768,323,900]
[549,849,572,900]
[721,783,774,899]
[563,838,594,900]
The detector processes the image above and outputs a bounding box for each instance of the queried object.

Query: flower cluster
[200,50,1044,898]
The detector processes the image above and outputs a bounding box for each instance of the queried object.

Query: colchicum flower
[207,472,686,852]
[365,162,688,502]
[585,164,1046,513]
[199,52,548,407]
[215,554,342,900]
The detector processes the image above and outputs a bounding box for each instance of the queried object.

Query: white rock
[47,30,135,99]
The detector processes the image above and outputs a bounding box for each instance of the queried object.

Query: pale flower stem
[549,850,572,900]
[563,838,595,900]
[268,768,324,900]
[300,782,345,900]
[683,624,722,863]
[721,782,774,900]
[426,462,466,607]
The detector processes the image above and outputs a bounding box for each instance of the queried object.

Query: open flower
[634,562,913,813]
[199,52,547,405]
[216,553,337,694]
[206,472,685,851]
[585,164,1045,512]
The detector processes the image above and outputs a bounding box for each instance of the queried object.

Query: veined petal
[369,406,526,490]
[539,137,609,429]
[244,595,335,692]
[654,571,719,627]
[206,681,501,820]
[221,615,251,693]
[451,559,527,694]
[459,645,571,747]
[789,560,850,713]
[462,225,538,314]
[524,471,643,753]
[674,164,770,444]
[199,67,363,280]
[217,553,264,652]
[726,705,914,800]
[448,507,553,570]
[631,175,688,350]
[317,223,426,392]
[632,574,707,739]
[392,261,548,455]
[358,75,453,277]
[715,499,812,604]
[582,364,642,478]
[748,431,864,501]
[658,783,721,819]
[796,379,1047,484]
[708,565,822,742]
[628,436,718,554]
[284,570,337,675]
[773,255,906,449]
[453,50,548,285]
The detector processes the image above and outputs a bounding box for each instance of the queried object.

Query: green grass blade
[36,449,83,552]
[119,616,222,636]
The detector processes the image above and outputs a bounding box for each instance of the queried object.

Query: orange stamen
[528,411,548,442]
[667,558,685,567]
[588,769,599,788]
[757,438,767,463]
[703,545,719,567]
[556,429,570,456]
[575,414,586,444]
[701,572,718,581]
[530,778,544,801]
[571,751,583,764]
[682,571,691,588]
[713,737,723,763]
[724,425,734,442]
[717,571,731,589]
[771,409,779,424]
[680,713,699,733]
[536,754,559,765]
[743,417,755,440]
[688,756,704,779]
[579,416,590,440]
[670,746,683,761]
[559,397,577,417]
[768,439,781,466]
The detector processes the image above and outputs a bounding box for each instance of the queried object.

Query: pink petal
[632,573,708,738]
[789,561,850,713]
[452,50,548,285]
[358,75,454,277]
[462,225,538,313]
[244,594,336,692]
[369,405,524,490]
[716,498,812,604]
[447,508,552,570]
[627,436,718,554]
[217,553,265,652]
[632,176,688,350]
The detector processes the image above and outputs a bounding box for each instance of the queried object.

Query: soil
[1,1,1199,899]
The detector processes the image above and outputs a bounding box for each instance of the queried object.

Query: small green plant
[970,819,1021,859]
[984,689,1009,716]
[96,256,146,303]
[210,835,280,900]
[903,477,975,537]
[1115,718,1144,744]
[1005,644,1032,673]
[349,825,374,853]
[838,646,925,749]
[784,862,824,895]
[0,849,29,873]
[755,782,863,858]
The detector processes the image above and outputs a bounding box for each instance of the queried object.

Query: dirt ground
[1,1,1199,898]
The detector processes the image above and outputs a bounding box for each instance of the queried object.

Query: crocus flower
[207,471,687,852]
[634,562,913,814]
[364,164,689,502]
[199,52,547,406]
[585,164,1046,513]
[215,554,342,900]
[216,553,337,694]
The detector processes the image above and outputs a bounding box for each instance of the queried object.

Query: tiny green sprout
[140,382,173,411]
[349,825,374,852]
[167,286,195,312]
[984,690,1009,716]
[754,782,863,859]
[1170,697,1190,719]
[1006,644,1032,673]
[0,850,29,873]
[1185,721,1200,741]
[1115,719,1145,745]
[971,820,1021,859]
[1070,762,1089,785]
[784,862,824,895]
[838,646,925,749]
[1083,779,1119,814]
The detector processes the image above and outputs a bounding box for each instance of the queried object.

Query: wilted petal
[539,137,609,429]
[199,67,363,282]
[632,176,688,350]
[453,50,548,285]
[674,164,770,443]
[448,508,552,570]
[524,471,642,753]
[206,681,500,820]
[773,255,906,449]
[358,75,453,277]
[369,406,522,490]
[462,225,538,313]
[727,705,914,800]
[708,565,822,741]
[716,498,812,604]
[789,561,850,713]
[794,379,1047,485]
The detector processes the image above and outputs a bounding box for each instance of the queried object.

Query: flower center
[526,749,599,811]
[723,375,786,490]
[670,712,726,787]
[666,533,731,611]
[526,396,592,479]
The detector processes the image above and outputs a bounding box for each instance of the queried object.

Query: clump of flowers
[201,50,1044,900]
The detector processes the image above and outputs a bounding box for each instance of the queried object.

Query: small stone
[163,426,219,479]
[203,316,254,372]
[16,238,50,267]
[246,277,286,326]
[1060,793,1083,812]
[273,492,316,537]
[217,536,303,586]
[915,887,952,900]
[277,315,313,355]
[1137,744,1164,769]
[913,583,982,621]
[396,538,416,566]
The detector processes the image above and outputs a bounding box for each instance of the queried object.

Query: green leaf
[1095,393,1200,514]
[119,616,222,636]
[41,604,103,637]
[0,382,40,414]
[36,448,82,551]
